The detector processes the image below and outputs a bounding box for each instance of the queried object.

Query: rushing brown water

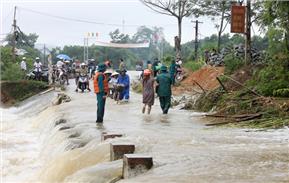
[1,71,289,183]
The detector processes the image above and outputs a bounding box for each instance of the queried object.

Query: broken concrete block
[101,133,123,141]
[110,143,135,161]
[122,154,153,179]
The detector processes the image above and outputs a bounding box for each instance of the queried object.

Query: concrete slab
[110,143,135,161]
[122,154,153,178]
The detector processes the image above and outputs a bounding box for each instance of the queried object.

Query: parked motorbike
[26,68,48,82]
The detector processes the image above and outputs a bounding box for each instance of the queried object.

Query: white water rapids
[1,71,289,183]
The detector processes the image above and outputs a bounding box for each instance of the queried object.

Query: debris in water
[52,93,71,105]
[54,119,67,126]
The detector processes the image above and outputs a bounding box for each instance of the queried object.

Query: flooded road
[1,71,289,183]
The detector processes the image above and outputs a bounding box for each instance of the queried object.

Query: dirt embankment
[1,80,49,106]
[173,65,224,95]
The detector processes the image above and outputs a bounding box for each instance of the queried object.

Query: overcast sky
[1,0,232,48]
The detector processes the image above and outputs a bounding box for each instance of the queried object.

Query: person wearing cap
[117,69,130,102]
[156,65,172,114]
[76,63,91,92]
[33,57,42,81]
[93,64,109,124]
[20,57,27,72]
[142,69,154,114]
[169,59,177,85]
[152,58,160,77]
[109,72,119,99]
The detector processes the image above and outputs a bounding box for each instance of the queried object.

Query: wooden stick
[220,74,262,97]
[216,76,228,93]
[193,80,206,93]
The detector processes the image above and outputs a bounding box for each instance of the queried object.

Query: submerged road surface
[1,71,289,183]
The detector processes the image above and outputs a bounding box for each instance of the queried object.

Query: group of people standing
[94,57,183,124]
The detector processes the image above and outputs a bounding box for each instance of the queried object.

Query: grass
[1,80,49,105]
[184,60,205,72]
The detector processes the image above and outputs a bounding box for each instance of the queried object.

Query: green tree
[109,29,131,43]
[5,32,38,48]
[141,0,198,58]
[195,0,232,53]
[258,1,289,53]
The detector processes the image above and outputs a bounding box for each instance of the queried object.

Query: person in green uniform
[93,64,109,124]
[156,65,172,114]
[169,59,177,85]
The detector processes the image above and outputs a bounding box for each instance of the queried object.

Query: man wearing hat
[33,57,42,81]
[20,57,27,73]
[93,64,109,124]
[156,65,172,114]
[117,69,130,102]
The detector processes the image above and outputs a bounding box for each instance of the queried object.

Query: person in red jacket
[93,64,109,124]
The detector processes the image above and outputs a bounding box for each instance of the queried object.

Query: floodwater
[1,71,289,183]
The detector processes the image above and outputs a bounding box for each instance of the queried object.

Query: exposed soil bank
[173,66,224,95]
[175,65,289,129]
[1,80,49,106]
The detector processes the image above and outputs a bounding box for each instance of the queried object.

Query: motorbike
[58,68,66,85]
[26,68,48,82]
[78,74,88,92]
[175,67,184,83]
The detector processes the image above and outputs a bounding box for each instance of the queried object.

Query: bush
[1,80,48,104]
[247,56,289,96]
[224,54,244,74]
[1,63,25,81]
[184,60,204,72]
[273,88,289,97]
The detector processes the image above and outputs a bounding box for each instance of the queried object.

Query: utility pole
[83,38,86,62]
[86,37,89,63]
[245,0,251,65]
[43,44,46,65]
[122,19,125,33]
[12,6,17,62]
[192,20,203,61]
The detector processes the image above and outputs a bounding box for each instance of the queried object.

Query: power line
[18,6,193,28]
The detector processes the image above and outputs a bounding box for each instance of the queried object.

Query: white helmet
[22,57,26,60]
[35,57,40,60]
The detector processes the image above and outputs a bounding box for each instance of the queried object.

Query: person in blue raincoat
[117,69,130,101]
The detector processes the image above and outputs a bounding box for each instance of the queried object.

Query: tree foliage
[141,0,198,57]
[109,29,131,43]
[5,32,38,48]
[258,1,289,53]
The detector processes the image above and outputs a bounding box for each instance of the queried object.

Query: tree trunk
[177,17,182,58]
[245,0,251,64]
[217,4,225,53]
[285,32,289,53]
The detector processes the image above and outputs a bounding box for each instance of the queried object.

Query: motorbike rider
[51,65,58,83]
[63,61,70,85]
[74,64,81,91]
[33,57,42,81]
[76,63,91,92]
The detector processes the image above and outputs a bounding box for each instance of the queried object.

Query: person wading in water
[142,69,154,114]
[156,65,172,114]
[93,64,109,124]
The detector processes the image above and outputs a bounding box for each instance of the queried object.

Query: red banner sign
[231,5,246,33]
